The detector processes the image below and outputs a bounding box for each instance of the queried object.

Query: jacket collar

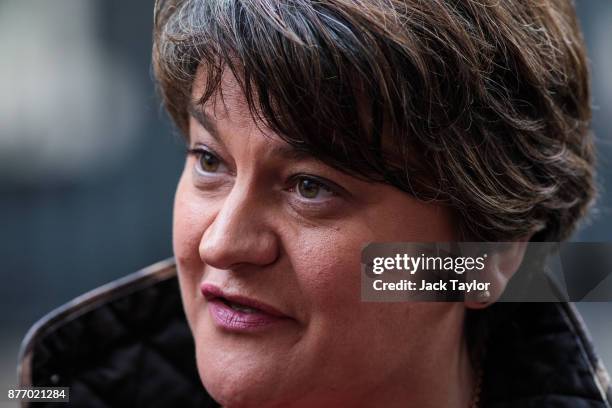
[482,302,611,407]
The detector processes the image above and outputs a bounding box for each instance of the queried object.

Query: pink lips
[201,283,291,332]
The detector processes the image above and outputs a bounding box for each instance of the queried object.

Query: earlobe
[465,238,530,309]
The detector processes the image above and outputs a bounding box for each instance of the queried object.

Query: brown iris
[199,151,220,173]
[297,178,323,199]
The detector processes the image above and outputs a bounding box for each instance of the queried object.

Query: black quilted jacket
[18,259,612,407]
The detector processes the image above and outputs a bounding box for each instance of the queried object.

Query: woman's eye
[294,177,335,201]
[188,147,228,175]
[199,151,221,173]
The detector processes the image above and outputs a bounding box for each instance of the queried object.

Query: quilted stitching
[29,276,217,407]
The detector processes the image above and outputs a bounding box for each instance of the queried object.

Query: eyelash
[286,174,337,202]
[188,146,229,175]
[186,145,341,203]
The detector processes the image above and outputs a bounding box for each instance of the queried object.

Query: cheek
[172,173,211,325]
[173,173,207,267]
[287,226,449,371]
[288,206,457,336]
[288,226,364,319]
[369,201,458,242]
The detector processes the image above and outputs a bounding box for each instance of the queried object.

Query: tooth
[229,303,256,313]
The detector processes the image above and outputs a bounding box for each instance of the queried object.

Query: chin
[195,344,290,408]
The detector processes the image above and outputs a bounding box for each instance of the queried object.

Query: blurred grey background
[0,0,611,403]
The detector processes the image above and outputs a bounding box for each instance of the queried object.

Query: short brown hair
[153,0,595,241]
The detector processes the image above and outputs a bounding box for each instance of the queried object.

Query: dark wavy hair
[152,0,595,242]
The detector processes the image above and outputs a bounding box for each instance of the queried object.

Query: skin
[173,68,475,408]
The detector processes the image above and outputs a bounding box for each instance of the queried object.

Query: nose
[199,183,280,270]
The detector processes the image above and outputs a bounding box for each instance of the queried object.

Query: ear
[465,237,531,309]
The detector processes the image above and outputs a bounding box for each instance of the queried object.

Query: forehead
[189,65,316,162]
[190,66,261,132]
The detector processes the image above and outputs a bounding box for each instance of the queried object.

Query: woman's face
[174,70,464,407]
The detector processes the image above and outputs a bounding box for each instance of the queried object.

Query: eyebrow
[188,102,220,139]
[188,102,315,161]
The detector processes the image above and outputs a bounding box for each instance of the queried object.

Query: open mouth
[219,297,259,314]
[200,282,290,322]
[201,288,290,331]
